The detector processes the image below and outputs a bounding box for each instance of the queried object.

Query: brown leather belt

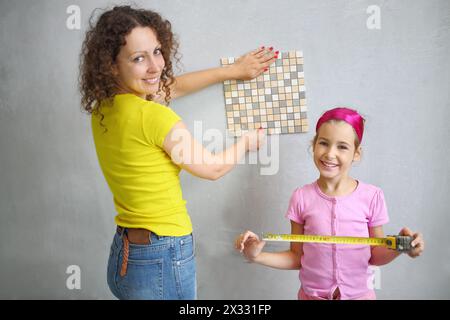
[116,226,153,277]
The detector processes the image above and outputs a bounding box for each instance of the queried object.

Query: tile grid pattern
[221,51,308,136]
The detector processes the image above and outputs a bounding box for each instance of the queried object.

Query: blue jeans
[107,229,196,300]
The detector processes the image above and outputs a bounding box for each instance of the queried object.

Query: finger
[251,46,266,56]
[399,227,412,236]
[409,240,424,257]
[255,48,273,59]
[235,236,242,250]
[258,53,274,65]
[235,236,243,251]
[252,67,269,78]
[260,57,278,69]
[259,51,278,64]
[243,234,259,245]
[241,231,258,245]
[254,50,267,59]
[247,238,259,246]
[411,247,422,257]
[241,240,255,254]
[240,233,251,249]
[418,234,425,251]
[257,240,266,250]
[244,230,259,239]
[245,234,259,243]
[411,232,422,247]
[413,239,424,251]
[237,232,249,251]
[259,132,266,142]
[413,243,424,252]
[258,131,267,145]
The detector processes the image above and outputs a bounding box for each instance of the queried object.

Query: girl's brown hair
[79,5,179,131]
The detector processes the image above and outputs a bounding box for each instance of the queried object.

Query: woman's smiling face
[313,121,361,181]
[112,26,165,98]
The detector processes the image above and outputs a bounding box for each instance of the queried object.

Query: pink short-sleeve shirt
[285,180,389,300]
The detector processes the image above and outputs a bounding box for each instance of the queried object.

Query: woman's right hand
[242,128,266,152]
[235,230,266,262]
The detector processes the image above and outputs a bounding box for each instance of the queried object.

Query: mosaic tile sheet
[221,51,308,136]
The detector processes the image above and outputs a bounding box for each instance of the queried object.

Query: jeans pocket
[180,235,194,260]
[116,258,164,300]
[173,252,196,300]
[107,246,122,299]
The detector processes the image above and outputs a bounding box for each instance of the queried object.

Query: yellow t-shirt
[91,93,192,236]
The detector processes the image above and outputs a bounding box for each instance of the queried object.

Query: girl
[80,6,276,299]
[235,107,425,300]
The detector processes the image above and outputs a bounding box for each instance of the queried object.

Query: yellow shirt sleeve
[142,103,181,148]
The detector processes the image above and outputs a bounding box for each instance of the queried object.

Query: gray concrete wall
[0,0,449,299]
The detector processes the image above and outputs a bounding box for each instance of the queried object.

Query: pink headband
[316,107,365,143]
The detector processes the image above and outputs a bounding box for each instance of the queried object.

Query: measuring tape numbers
[262,233,413,252]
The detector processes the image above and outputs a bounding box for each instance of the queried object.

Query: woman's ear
[111,63,119,76]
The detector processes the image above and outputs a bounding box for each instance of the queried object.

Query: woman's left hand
[230,46,278,80]
[399,227,424,258]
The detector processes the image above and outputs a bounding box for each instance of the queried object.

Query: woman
[79,5,276,299]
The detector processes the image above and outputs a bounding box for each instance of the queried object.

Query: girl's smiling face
[112,26,165,99]
[313,121,361,182]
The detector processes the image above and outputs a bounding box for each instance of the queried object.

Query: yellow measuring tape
[262,233,413,252]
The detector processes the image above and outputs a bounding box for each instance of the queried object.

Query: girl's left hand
[399,227,424,258]
[230,46,278,80]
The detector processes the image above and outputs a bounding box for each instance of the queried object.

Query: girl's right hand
[241,128,266,152]
[235,230,266,262]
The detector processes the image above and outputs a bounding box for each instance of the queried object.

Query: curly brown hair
[79,5,180,131]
